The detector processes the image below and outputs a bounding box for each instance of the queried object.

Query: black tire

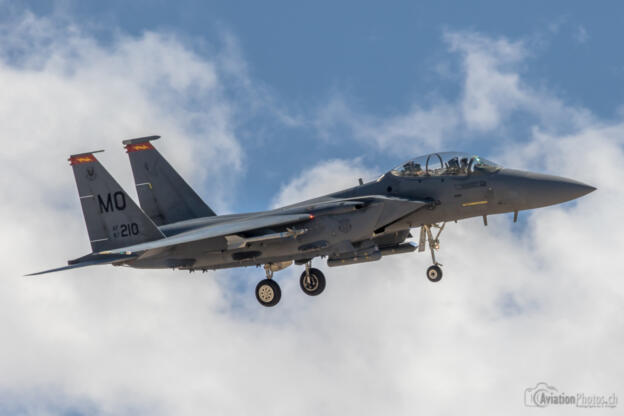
[300,268,326,296]
[426,265,443,282]
[255,279,281,307]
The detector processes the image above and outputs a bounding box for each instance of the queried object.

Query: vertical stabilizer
[123,136,216,226]
[69,151,164,252]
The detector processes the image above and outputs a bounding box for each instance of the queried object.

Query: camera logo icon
[525,382,559,407]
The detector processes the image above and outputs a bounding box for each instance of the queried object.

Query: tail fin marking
[69,151,164,252]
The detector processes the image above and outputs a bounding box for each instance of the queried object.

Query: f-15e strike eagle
[28,136,595,307]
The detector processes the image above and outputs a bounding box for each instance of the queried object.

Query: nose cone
[535,175,596,205]
[499,169,596,210]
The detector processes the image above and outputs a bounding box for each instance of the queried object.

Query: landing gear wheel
[300,268,326,296]
[426,265,443,282]
[255,279,281,307]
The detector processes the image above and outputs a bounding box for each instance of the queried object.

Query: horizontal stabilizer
[25,253,137,276]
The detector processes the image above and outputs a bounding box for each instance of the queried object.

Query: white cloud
[273,28,624,416]
[315,90,461,156]
[268,156,622,414]
[0,11,622,416]
[0,13,248,214]
[445,31,530,131]
[448,31,594,134]
[267,131,623,415]
[315,30,594,155]
[271,158,378,208]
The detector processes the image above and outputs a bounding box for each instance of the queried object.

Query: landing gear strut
[255,265,282,307]
[299,261,326,296]
[255,261,327,306]
[420,222,446,282]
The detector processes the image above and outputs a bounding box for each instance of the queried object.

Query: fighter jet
[28,136,595,307]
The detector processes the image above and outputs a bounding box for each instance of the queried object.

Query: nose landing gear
[420,222,446,282]
[426,264,443,282]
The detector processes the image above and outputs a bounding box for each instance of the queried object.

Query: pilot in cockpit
[446,157,460,174]
[461,157,468,170]
[403,161,423,176]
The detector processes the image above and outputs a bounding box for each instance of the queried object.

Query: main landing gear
[420,222,446,282]
[255,265,281,307]
[255,261,327,307]
[300,262,326,296]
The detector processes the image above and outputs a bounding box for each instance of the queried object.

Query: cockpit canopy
[390,152,501,177]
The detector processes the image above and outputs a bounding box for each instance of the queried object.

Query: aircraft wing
[101,213,315,255]
[101,195,426,256]
[365,196,429,229]
[27,196,428,275]
[283,195,429,229]
[282,195,428,215]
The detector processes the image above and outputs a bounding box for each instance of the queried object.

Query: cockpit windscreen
[390,152,501,177]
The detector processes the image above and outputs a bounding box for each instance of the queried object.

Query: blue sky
[0,1,622,415]
[21,0,623,117]
[7,0,624,212]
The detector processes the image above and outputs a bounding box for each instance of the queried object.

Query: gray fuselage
[126,167,594,272]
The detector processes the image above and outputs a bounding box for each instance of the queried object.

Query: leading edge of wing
[279,195,429,216]
[101,213,315,255]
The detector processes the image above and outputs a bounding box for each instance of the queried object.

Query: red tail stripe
[69,155,96,165]
[125,142,155,153]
